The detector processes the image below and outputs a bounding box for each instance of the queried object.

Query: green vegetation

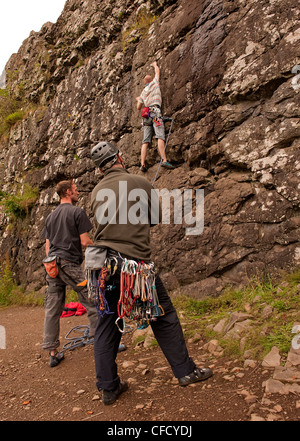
[0,256,78,307]
[5,110,24,126]
[121,9,158,51]
[0,184,39,220]
[0,255,17,306]
[173,269,300,361]
[0,85,26,137]
[0,255,42,306]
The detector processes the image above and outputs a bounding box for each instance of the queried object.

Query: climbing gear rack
[116,258,164,330]
[86,254,164,330]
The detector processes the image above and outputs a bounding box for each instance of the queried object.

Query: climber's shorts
[142,114,165,144]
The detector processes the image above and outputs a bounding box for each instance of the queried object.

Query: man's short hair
[56,180,73,199]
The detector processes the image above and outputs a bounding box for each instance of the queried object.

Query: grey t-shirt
[42,203,93,264]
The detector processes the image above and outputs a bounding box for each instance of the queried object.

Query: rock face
[0,0,299,296]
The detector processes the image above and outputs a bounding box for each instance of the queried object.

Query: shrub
[0,255,44,307]
[0,255,15,305]
[5,110,24,126]
[0,184,40,219]
[122,9,158,50]
[0,87,25,136]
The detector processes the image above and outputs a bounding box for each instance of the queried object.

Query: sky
[0,0,67,75]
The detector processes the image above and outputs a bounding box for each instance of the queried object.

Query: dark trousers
[94,267,195,391]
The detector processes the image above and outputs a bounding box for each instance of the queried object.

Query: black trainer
[102,380,128,405]
[49,352,64,367]
[140,165,147,172]
[178,367,213,386]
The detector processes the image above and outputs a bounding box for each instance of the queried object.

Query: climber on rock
[136,61,174,173]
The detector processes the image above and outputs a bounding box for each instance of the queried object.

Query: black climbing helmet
[91,141,119,169]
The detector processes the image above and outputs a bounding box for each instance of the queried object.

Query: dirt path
[0,306,298,422]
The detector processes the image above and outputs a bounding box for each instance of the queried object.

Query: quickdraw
[118,259,138,319]
[117,258,164,331]
[86,255,165,329]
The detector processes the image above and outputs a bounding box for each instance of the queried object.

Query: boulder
[262,346,281,368]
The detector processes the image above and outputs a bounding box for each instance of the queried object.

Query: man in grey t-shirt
[42,180,98,367]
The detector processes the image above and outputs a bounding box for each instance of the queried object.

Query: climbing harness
[153,116,161,127]
[152,116,175,186]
